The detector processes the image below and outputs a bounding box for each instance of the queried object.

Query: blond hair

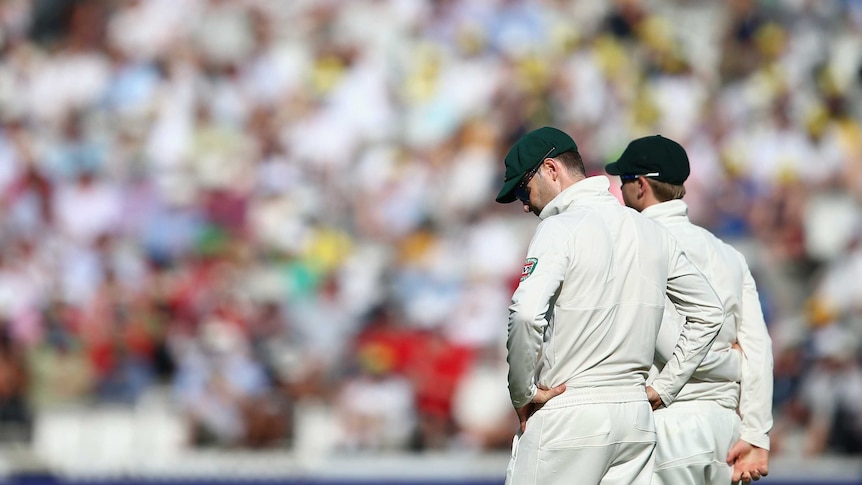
[646,179,686,201]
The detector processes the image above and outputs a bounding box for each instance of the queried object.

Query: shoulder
[530,214,578,251]
[680,222,749,272]
[538,206,594,232]
[631,207,675,242]
[699,226,746,264]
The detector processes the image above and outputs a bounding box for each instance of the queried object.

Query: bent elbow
[508,310,544,336]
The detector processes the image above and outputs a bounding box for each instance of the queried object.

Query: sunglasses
[620,172,660,183]
[514,146,556,204]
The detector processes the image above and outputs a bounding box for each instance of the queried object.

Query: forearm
[506,222,568,408]
[651,250,724,405]
[738,268,774,449]
[507,309,542,407]
[652,316,721,405]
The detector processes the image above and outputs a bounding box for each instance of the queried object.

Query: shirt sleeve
[650,241,725,406]
[507,220,570,408]
[653,302,741,383]
[737,261,774,450]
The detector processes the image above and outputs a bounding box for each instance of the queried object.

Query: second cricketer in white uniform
[495,127,725,485]
[607,135,774,484]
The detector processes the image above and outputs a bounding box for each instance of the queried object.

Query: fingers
[546,383,566,397]
[645,386,663,410]
[726,446,741,465]
[516,405,529,433]
[728,442,769,483]
[532,383,566,403]
[753,465,768,478]
[735,468,766,483]
[515,403,532,433]
[726,451,738,465]
[514,384,567,436]
[726,439,752,465]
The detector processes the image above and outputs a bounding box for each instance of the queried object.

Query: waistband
[656,400,735,413]
[543,386,647,410]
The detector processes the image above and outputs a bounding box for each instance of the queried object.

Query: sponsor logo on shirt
[520,258,538,282]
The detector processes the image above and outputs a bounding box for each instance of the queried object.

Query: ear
[545,158,561,181]
[637,177,648,198]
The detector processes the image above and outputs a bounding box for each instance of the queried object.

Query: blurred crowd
[0,0,861,457]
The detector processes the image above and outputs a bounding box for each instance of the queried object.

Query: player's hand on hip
[727,440,769,483]
[533,383,567,404]
[645,386,664,410]
[515,384,566,433]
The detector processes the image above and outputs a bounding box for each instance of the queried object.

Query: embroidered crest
[520,258,538,281]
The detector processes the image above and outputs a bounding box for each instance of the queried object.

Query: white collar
[641,199,690,224]
[539,176,615,220]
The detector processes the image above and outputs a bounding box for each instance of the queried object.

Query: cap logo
[520,258,538,281]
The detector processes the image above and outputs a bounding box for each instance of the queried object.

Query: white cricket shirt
[507,176,724,409]
[643,199,774,450]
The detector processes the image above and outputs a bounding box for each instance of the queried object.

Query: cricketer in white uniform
[606,135,774,484]
[495,127,726,485]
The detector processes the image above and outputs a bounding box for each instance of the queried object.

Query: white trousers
[652,400,741,485]
[505,387,656,485]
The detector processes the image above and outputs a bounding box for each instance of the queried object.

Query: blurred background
[0,0,861,483]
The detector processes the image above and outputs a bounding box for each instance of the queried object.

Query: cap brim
[495,177,520,203]
[604,161,623,175]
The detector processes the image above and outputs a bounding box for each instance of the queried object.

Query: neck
[638,189,663,211]
[560,173,586,192]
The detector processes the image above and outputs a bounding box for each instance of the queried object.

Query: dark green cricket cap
[605,135,690,185]
[496,127,578,203]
